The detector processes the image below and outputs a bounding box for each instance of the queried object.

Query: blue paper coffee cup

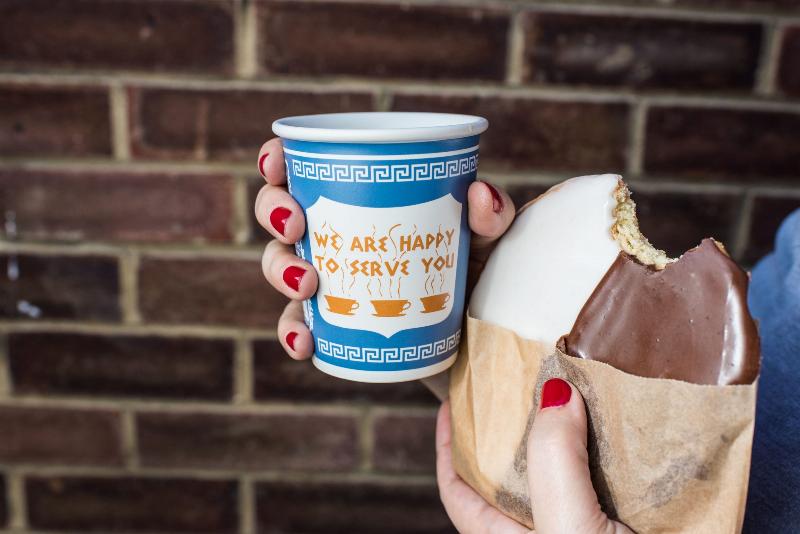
[272,112,488,382]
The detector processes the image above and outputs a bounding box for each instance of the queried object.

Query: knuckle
[262,241,285,278]
[254,186,269,216]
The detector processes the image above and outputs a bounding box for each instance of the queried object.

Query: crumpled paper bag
[450,315,757,533]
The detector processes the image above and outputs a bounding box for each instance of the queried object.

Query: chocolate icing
[562,239,760,385]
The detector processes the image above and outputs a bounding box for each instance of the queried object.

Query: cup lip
[272,112,488,143]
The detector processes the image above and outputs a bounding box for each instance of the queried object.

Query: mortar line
[0,156,258,174]
[0,464,436,485]
[0,0,800,24]
[749,186,800,198]
[0,319,278,340]
[0,395,376,416]
[199,0,800,24]
[385,82,635,102]
[235,0,259,79]
[120,410,140,471]
[0,396,438,420]
[756,22,782,96]
[627,100,648,177]
[731,190,756,262]
[491,173,757,194]
[369,405,440,417]
[359,407,375,473]
[118,250,142,325]
[232,174,252,245]
[505,8,526,86]
[6,472,25,529]
[0,531,195,534]
[509,0,796,22]
[4,71,800,111]
[640,93,800,112]
[374,90,393,112]
[0,240,262,259]
[239,476,256,534]
[493,173,760,196]
[233,336,254,405]
[623,179,747,195]
[0,335,10,398]
[109,82,131,161]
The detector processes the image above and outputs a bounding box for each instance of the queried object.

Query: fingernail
[540,378,572,409]
[270,206,291,236]
[286,331,298,351]
[283,265,306,292]
[483,181,504,213]
[258,152,269,178]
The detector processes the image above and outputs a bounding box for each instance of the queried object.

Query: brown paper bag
[450,315,757,533]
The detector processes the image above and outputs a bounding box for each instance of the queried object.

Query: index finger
[468,180,516,260]
[258,138,287,186]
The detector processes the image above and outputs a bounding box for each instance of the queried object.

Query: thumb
[527,378,629,534]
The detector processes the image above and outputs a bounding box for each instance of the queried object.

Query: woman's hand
[436,378,633,534]
[255,138,629,532]
[253,137,516,359]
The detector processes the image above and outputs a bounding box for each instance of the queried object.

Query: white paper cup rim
[272,112,488,143]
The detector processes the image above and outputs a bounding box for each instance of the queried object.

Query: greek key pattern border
[289,155,478,182]
[316,330,460,363]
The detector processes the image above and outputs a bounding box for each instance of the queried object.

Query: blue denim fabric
[744,209,800,531]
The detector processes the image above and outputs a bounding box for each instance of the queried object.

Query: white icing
[469,174,622,348]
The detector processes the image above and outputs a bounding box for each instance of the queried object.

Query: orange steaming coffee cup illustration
[324,295,360,315]
[371,299,411,317]
[420,293,450,313]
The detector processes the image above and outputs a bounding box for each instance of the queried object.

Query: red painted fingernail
[258,152,269,178]
[540,378,572,409]
[270,206,291,236]
[283,265,306,292]
[286,331,298,351]
[483,181,504,213]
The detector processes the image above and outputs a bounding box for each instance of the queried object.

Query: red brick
[522,13,761,91]
[778,27,800,97]
[644,106,800,182]
[129,87,373,161]
[629,188,742,258]
[9,333,234,400]
[0,0,234,73]
[137,412,359,471]
[138,256,285,327]
[0,406,122,466]
[0,254,120,321]
[253,339,437,404]
[392,94,629,172]
[0,85,110,157]
[372,412,437,473]
[26,476,238,533]
[258,1,509,81]
[0,169,234,243]
[256,481,454,533]
[742,196,800,265]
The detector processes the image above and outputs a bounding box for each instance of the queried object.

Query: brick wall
[0,0,798,532]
